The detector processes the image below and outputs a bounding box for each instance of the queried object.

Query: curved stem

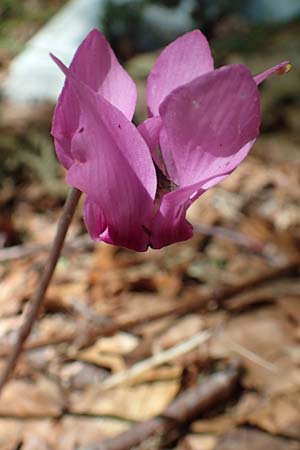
[0,187,82,394]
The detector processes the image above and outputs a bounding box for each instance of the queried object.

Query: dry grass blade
[102,330,212,389]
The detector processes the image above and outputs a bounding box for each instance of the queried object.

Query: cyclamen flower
[51,29,290,251]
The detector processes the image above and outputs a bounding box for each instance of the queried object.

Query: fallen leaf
[55,416,129,450]
[154,315,205,351]
[69,380,180,421]
[0,376,64,417]
[215,427,300,450]
[178,434,217,450]
[247,389,300,439]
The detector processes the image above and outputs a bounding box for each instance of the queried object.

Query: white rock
[2,0,104,103]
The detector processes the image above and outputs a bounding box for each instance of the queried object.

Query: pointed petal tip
[276,62,292,75]
[254,60,291,85]
[89,27,101,35]
[50,53,68,75]
[83,28,104,43]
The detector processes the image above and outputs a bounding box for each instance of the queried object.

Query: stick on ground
[80,362,240,450]
[0,260,297,359]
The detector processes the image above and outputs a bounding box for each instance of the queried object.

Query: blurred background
[0,1,300,449]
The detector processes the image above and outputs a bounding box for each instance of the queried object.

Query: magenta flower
[51,29,290,251]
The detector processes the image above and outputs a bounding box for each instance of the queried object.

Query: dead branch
[194,223,264,252]
[0,234,93,262]
[79,362,240,450]
[0,260,298,359]
[0,223,262,263]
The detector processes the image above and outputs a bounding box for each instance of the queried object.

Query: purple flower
[51,29,290,251]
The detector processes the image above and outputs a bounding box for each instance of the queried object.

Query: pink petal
[83,197,148,249]
[51,76,80,169]
[83,196,106,240]
[150,183,204,249]
[254,61,291,85]
[150,144,254,249]
[51,29,137,169]
[65,77,156,252]
[159,64,260,187]
[138,117,164,172]
[146,30,214,117]
[68,29,137,120]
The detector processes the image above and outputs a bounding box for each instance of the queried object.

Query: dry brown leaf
[76,348,126,372]
[55,416,129,450]
[132,316,174,338]
[46,280,88,309]
[278,296,300,325]
[0,265,37,317]
[0,315,23,341]
[20,419,55,450]
[211,307,297,391]
[178,434,217,450]
[115,293,181,325]
[192,416,236,435]
[0,417,129,450]
[94,332,139,355]
[192,392,260,434]
[247,390,300,439]
[215,427,300,450]
[221,254,272,287]
[154,315,205,351]
[74,333,139,372]
[59,361,109,389]
[0,376,64,417]
[35,314,77,342]
[0,418,24,450]
[123,365,182,384]
[69,380,180,420]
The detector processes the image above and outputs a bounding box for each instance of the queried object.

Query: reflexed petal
[51,29,137,169]
[254,61,291,85]
[147,30,214,117]
[66,77,156,251]
[68,29,137,119]
[159,65,260,187]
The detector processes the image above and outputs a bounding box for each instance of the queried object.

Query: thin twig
[0,234,93,262]
[102,330,212,389]
[0,223,262,262]
[0,260,297,358]
[194,223,264,252]
[229,340,280,374]
[80,362,240,450]
[0,187,81,395]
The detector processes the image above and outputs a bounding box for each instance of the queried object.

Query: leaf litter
[1,143,300,448]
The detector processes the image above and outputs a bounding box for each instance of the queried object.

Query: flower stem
[0,187,82,394]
